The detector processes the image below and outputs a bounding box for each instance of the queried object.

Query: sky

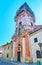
[0,0,42,46]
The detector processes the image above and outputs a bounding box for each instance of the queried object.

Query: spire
[16,2,35,18]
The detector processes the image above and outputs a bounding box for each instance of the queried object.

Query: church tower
[12,2,35,63]
[15,2,35,35]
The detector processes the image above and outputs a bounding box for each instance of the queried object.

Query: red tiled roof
[0,46,3,49]
[30,25,42,34]
[12,25,42,38]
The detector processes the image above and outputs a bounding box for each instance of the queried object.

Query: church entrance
[17,52,20,62]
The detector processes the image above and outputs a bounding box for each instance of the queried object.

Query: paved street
[0,59,42,65]
[0,59,13,65]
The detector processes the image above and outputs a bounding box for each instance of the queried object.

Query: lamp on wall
[38,42,42,58]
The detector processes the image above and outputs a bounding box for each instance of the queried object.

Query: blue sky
[0,0,42,46]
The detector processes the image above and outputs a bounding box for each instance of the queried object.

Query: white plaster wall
[29,30,42,63]
[0,48,4,53]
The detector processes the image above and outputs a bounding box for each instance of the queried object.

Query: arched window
[31,22,33,26]
[36,50,41,58]
[19,22,22,25]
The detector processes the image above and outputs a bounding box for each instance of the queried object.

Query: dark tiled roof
[16,2,35,17]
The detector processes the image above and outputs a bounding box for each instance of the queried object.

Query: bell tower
[15,2,35,35]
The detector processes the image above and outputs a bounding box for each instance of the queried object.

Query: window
[18,44,21,46]
[34,37,38,43]
[7,54,9,58]
[31,22,33,26]
[8,46,9,49]
[36,50,41,58]
[19,22,22,25]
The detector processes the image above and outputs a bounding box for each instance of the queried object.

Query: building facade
[29,29,42,63]
[2,41,13,60]
[2,2,42,63]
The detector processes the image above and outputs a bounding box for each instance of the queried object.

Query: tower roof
[16,2,35,18]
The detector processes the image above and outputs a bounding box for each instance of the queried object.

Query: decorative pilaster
[22,37,26,62]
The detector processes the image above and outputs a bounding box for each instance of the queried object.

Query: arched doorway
[36,50,41,58]
[17,43,22,62]
[17,52,20,62]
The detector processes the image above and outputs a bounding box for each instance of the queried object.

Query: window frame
[34,37,38,43]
